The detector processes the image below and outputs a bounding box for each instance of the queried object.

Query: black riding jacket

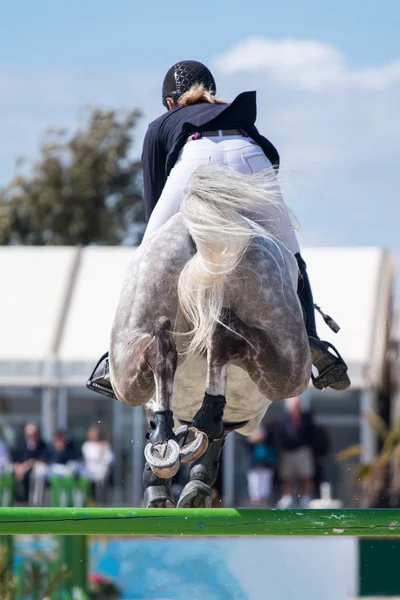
[141,91,280,221]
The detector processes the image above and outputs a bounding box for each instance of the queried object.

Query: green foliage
[0,544,17,600]
[336,444,362,462]
[0,107,145,246]
[337,411,400,482]
[17,554,71,600]
[0,543,74,600]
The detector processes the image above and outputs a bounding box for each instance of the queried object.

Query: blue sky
[1,0,398,70]
[0,0,399,264]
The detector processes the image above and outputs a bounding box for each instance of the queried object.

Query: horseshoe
[174,425,209,464]
[144,439,180,478]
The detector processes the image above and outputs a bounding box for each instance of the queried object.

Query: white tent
[0,245,394,391]
[0,247,76,385]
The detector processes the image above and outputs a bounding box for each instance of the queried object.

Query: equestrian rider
[87,60,350,397]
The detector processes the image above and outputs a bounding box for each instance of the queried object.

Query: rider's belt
[186,129,248,143]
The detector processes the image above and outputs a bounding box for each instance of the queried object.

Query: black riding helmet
[162,60,217,109]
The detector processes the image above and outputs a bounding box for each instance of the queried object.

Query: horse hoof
[143,485,176,508]
[144,440,180,478]
[177,480,213,509]
[175,425,209,464]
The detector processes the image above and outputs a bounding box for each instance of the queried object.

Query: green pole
[70,535,87,591]
[71,475,89,593]
[50,474,89,595]
[52,475,72,597]
[71,476,89,592]
[0,508,399,536]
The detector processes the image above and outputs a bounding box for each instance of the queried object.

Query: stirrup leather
[86,352,117,400]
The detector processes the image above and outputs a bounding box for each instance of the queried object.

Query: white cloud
[213,37,400,90]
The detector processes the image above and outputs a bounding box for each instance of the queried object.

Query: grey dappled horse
[108,164,311,508]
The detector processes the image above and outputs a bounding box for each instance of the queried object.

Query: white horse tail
[177,162,287,357]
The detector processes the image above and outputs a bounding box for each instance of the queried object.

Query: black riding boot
[86,352,117,399]
[295,253,350,391]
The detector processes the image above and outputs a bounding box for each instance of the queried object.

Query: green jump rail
[0,508,400,536]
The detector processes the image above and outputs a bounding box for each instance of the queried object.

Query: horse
[108,163,312,508]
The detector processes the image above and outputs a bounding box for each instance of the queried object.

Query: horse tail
[177,162,289,357]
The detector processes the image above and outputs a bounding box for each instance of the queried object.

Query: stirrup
[86,352,117,400]
[309,339,351,391]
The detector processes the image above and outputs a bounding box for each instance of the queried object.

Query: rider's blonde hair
[177,83,225,106]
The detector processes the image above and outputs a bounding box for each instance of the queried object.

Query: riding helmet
[162,60,217,108]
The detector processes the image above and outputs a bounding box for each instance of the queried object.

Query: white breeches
[142,133,300,254]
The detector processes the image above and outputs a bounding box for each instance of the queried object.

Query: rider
[87,60,350,398]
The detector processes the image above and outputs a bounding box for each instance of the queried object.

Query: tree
[0,106,145,246]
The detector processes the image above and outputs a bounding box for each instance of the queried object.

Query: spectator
[13,423,49,502]
[276,395,316,509]
[245,422,277,507]
[48,430,80,473]
[81,425,114,502]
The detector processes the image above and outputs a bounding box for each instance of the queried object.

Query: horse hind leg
[142,462,175,508]
[177,434,227,508]
[144,317,208,479]
[178,320,239,508]
[190,311,244,439]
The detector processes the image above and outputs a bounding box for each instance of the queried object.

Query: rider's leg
[142,143,213,243]
[295,253,350,390]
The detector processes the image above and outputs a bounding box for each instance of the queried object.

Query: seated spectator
[81,425,114,502]
[12,423,49,502]
[245,422,277,507]
[48,430,80,474]
[276,395,316,509]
